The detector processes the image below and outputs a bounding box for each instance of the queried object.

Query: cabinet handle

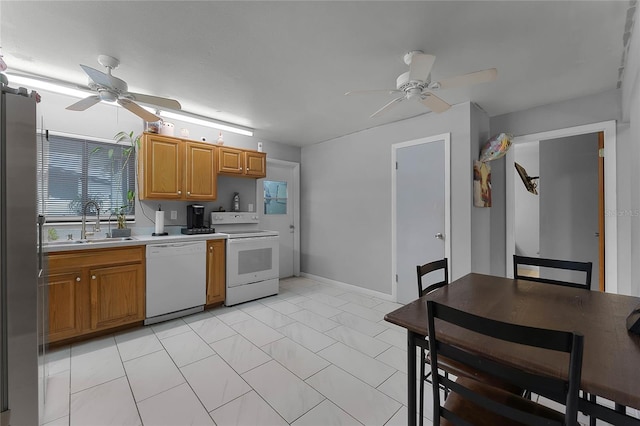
[209,247,213,252]
[91,275,96,280]
[76,277,81,282]
[187,191,191,195]
[178,190,182,195]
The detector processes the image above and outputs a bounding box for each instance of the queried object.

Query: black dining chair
[416,259,521,426]
[514,254,595,424]
[416,259,450,426]
[513,254,592,290]
[426,300,584,426]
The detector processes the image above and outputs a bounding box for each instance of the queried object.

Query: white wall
[513,142,539,257]
[301,102,479,296]
[470,104,491,274]
[33,89,301,233]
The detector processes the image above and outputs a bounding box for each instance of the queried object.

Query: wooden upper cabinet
[217,146,266,178]
[217,146,244,175]
[139,133,217,201]
[139,134,184,199]
[185,142,217,200]
[245,151,266,178]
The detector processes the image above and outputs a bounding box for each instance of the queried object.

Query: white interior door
[258,159,300,278]
[393,135,450,304]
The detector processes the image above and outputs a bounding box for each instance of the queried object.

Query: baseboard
[300,272,395,302]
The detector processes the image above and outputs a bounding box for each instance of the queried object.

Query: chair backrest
[426,300,584,426]
[513,255,592,289]
[416,258,449,298]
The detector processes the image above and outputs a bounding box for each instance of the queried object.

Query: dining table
[384,273,640,426]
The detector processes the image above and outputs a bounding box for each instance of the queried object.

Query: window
[37,132,136,221]
[263,180,287,214]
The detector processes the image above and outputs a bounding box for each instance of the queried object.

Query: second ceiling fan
[346,51,497,118]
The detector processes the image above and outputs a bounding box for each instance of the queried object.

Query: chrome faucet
[81,201,101,239]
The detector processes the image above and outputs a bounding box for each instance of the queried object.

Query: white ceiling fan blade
[79,64,115,89]
[128,92,182,110]
[66,95,101,111]
[420,93,451,113]
[433,68,497,90]
[370,96,405,118]
[118,99,161,122]
[408,53,436,82]
[345,89,402,96]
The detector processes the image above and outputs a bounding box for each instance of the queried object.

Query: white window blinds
[37,131,136,221]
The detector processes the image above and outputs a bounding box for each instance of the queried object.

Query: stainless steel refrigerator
[0,83,40,425]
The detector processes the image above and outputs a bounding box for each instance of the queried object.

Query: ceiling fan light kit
[346,50,497,118]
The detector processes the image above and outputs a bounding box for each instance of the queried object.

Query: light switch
[248,203,254,212]
[170,210,177,220]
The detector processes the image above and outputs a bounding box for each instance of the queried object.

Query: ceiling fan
[345,50,497,118]
[66,55,181,122]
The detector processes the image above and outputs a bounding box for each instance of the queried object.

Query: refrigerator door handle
[37,215,45,273]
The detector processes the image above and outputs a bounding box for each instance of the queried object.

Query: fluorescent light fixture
[157,109,253,137]
[5,72,254,137]
[4,73,90,99]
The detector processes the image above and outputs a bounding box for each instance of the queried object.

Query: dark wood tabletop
[384,273,640,410]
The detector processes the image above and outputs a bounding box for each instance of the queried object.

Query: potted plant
[111,190,135,237]
[109,131,140,237]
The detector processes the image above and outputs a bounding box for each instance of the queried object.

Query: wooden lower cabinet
[206,239,226,306]
[48,270,84,342]
[90,264,145,331]
[47,246,145,344]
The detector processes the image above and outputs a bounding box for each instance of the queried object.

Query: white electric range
[211,212,279,306]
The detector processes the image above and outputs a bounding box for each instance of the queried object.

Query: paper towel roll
[155,210,165,234]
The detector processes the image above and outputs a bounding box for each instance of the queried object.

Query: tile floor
[40,276,633,426]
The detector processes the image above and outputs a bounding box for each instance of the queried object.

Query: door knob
[435,233,444,240]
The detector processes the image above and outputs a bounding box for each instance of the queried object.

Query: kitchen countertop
[44,232,228,253]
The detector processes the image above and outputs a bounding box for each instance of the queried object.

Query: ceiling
[0,1,632,147]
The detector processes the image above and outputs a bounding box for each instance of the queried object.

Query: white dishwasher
[145,241,206,325]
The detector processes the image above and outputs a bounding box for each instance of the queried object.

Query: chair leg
[589,394,596,426]
[419,350,425,426]
[443,371,449,400]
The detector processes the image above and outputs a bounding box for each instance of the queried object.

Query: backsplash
[43,175,258,241]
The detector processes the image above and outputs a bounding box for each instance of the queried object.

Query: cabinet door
[89,264,144,331]
[245,151,266,178]
[206,240,226,305]
[186,142,217,200]
[142,134,184,199]
[48,270,85,343]
[217,146,244,175]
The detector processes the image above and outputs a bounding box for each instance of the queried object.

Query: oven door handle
[227,236,279,244]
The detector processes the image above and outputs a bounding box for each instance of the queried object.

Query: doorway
[257,159,300,278]
[506,121,617,293]
[392,134,451,304]
[513,134,600,289]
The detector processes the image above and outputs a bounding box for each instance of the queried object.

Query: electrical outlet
[170,210,177,220]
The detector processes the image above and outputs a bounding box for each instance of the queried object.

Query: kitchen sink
[45,237,136,245]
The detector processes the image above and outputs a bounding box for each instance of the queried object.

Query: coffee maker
[181,204,215,234]
[187,204,204,228]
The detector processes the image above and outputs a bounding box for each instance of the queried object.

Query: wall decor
[473,160,491,207]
